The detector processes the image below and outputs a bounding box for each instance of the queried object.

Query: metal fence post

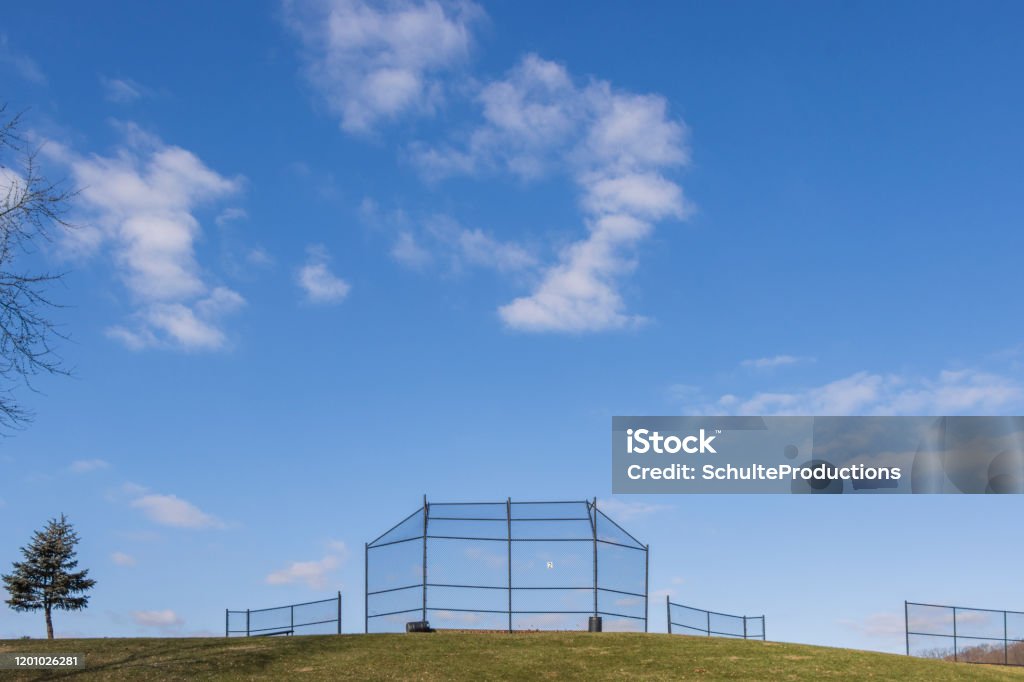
[338,591,342,635]
[246,609,250,638]
[952,606,957,662]
[666,595,671,634]
[644,545,649,633]
[904,601,909,656]
[225,609,229,638]
[706,610,711,637]
[590,497,598,619]
[290,605,294,634]
[1005,609,1008,666]
[365,544,371,633]
[743,616,747,640]
[422,494,429,624]
[507,497,512,634]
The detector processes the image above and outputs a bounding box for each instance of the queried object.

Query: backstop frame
[365,497,649,633]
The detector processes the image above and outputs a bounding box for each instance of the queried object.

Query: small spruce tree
[2,514,96,639]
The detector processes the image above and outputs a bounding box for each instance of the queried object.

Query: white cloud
[111,551,137,567]
[131,610,183,629]
[741,355,813,370]
[130,492,226,529]
[100,76,150,104]
[385,211,536,277]
[283,0,483,134]
[266,541,349,590]
[416,54,689,332]
[49,123,245,351]
[391,231,433,268]
[298,245,351,304]
[68,459,110,474]
[699,369,1023,416]
[452,226,536,273]
[107,287,245,351]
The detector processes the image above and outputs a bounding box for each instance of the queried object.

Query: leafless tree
[0,104,74,431]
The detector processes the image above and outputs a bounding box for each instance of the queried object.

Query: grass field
[4,632,1024,681]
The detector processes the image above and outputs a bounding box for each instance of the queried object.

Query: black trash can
[406,620,431,633]
[588,616,603,632]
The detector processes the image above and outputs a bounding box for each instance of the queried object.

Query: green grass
[3,632,1024,681]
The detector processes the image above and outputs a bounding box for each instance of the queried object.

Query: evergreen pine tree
[2,514,96,639]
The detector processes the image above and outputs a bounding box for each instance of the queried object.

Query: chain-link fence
[365,497,649,633]
[906,601,1024,665]
[667,597,765,640]
[226,593,341,637]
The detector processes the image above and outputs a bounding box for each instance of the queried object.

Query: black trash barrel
[588,616,603,632]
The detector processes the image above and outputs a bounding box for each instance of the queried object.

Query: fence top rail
[428,516,594,522]
[668,600,764,620]
[369,497,647,547]
[907,631,1024,643]
[906,600,1024,617]
[229,595,340,614]
[429,499,590,506]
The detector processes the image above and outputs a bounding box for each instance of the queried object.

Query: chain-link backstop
[365,497,649,633]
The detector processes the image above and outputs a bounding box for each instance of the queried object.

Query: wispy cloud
[246,247,273,267]
[741,355,814,370]
[839,612,904,639]
[47,123,245,351]
[266,540,349,590]
[129,490,226,529]
[283,0,483,134]
[0,34,45,84]
[131,609,183,630]
[391,231,433,269]
[68,459,110,474]
[214,206,248,227]
[100,76,152,104]
[111,551,137,567]
[390,214,536,275]
[298,245,351,304]
[597,497,670,522]
[697,368,1023,416]
[415,54,690,332]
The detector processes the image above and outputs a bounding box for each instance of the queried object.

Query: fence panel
[226,593,341,637]
[906,601,1024,666]
[667,598,765,640]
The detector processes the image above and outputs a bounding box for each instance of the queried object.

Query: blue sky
[1,0,1023,652]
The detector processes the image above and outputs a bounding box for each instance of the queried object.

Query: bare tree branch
[0,104,75,431]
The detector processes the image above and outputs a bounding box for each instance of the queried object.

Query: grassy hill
[3,632,1024,681]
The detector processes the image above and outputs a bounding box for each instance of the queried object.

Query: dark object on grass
[588,616,603,632]
[406,620,432,633]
